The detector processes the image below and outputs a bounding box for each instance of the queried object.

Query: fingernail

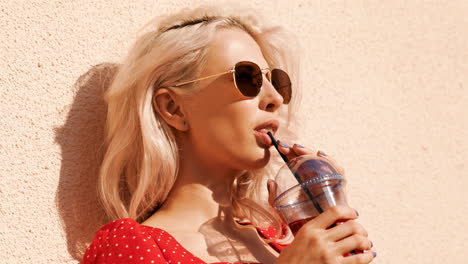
[318,150,327,156]
[295,144,305,148]
[355,210,359,217]
[372,251,377,258]
[279,141,290,148]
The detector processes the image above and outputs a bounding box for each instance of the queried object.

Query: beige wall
[1,0,467,263]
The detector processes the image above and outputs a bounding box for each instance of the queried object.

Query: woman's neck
[144,143,246,232]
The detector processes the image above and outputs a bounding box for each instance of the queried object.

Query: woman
[82,4,375,264]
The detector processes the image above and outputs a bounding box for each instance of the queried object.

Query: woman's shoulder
[82,218,207,264]
[89,218,167,248]
[92,218,159,238]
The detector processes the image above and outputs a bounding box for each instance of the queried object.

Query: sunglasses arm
[174,69,234,87]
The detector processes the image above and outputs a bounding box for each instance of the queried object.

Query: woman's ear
[152,88,189,131]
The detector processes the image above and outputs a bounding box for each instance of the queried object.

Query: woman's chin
[244,148,271,170]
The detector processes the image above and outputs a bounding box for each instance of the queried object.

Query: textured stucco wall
[1,0,467,263]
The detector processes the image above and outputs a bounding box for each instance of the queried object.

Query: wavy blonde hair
[98,3,302,237]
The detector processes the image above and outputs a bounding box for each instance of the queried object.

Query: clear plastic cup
[273,171,347,235]
[273,154,362,256]
[272,154,348,234]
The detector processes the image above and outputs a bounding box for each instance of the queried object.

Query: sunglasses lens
[271,69,292,104]
[234,62,262,97]
[234,62,292,104]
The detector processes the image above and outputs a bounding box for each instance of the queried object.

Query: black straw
[267,131,290,163]
[267,132,324,214]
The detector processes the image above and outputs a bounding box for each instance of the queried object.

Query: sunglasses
[174,61,292,104]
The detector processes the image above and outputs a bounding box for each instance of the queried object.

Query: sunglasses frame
[173,61,290,103]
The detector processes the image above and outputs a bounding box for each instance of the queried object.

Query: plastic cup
[273,172,347,235]
[272,155,362,256]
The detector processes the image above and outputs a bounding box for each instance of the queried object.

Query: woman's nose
[258,77,284,112]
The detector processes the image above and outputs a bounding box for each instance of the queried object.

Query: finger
[277,141,308,161]
[291,143,317,157]
[326,220,368,242]
[267,179,278,206]
[317,151,345,175]
[279,144,346,178]
[335,234,372,255]
[276,140,294,157]
[278,141,318,161]
[341,251,376,264]
[304,206,358,230]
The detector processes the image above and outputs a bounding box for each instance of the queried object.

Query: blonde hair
[98,3,302,238]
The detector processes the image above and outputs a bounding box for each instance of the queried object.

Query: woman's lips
[253,119,278,148]
[254,129,273,148]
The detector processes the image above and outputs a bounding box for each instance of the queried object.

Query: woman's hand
[269,143,375,263]
[277,142,345,175]
[275,206,375,264]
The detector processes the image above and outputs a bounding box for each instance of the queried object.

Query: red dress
[82,218,289,264]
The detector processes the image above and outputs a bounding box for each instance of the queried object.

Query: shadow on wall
[54,63,118,261]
